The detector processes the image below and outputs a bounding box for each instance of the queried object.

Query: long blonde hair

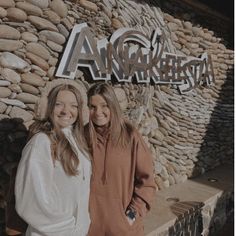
[87,83,133,149]
[29,84,88,176]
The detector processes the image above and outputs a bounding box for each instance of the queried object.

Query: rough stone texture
[25,0,49,9]
[49,0,68,18]
[114,87,128,111]
[21,32,38,42]
[16,92,38,104]
[1,68,21,84]
[0,52,30,71]
[0,39,23,51]
[21,72,46,87]
[44,9,61,24]
[0,7,6,18]
[0,101,7,113]
[26,42,51,60]
[9,106,33,121]
[25,52,49,71]
[0,87,11,98]
[0,98,26,108]
[79,0,98,12]
[144,165,233,236]
[41,30,66,45]
[28,15,59,31]
[0,0,15,8]
[6,7,28,22]
[46,40,63,52]
[8,84,22,93]
[16,2,43,16]
[20,83,39,95]
[0,25,20,39]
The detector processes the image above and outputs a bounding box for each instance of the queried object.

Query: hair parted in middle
[29,84,89,176]
[87,82,134,149]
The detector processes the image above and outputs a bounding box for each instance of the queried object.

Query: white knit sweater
[15,128,91,236]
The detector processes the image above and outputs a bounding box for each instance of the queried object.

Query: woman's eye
[55,102,62,106]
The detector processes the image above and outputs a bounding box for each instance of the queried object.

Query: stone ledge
[144,164,234,236]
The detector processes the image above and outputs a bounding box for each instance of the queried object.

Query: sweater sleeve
[15,133,76,235]
[129,131,156,218]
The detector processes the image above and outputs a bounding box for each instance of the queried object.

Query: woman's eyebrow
[56,100,78,104]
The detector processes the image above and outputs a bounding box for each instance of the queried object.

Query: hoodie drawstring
[102,137,109,184]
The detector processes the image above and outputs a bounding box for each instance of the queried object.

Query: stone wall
[161,0,233,48]
[148,191,233,236]
[0,0,233,196]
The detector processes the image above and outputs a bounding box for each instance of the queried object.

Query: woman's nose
[61,105,69,113]
[95,107,102,115]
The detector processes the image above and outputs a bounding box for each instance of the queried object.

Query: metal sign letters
[56,23,214,93]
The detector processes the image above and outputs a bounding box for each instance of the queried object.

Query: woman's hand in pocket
[125,215,135,226]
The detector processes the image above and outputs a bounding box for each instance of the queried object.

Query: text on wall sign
[56,23,214,93]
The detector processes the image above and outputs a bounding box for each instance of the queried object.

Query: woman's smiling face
[53,90,79,128]
[89,94,111,127]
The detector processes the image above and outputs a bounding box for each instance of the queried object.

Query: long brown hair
[29,84,88,176]
[87,82,133,149]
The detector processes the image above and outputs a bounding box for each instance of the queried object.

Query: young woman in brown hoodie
[86,83,156,236]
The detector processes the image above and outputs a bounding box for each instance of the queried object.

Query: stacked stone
[201,190,234,236]
[145,12,233,189]
[0,0,69,127]
[0,0,233,194]
[168,201,204,236]
[156,191,234,235]
[161,0,233,48]
[105,0,234,189]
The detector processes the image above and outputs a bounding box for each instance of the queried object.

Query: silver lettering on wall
[56,23,214,93]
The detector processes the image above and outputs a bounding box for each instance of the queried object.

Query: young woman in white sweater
[15,84,91,236]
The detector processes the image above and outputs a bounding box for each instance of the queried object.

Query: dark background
[198,0,234,18]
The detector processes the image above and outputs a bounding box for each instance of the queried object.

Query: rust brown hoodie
[86,124,156,236]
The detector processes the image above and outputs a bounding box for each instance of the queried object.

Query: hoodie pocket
[89,189,142,235]
[106,198,140,234]
[106,198,130,234]
[118,201,133,228]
